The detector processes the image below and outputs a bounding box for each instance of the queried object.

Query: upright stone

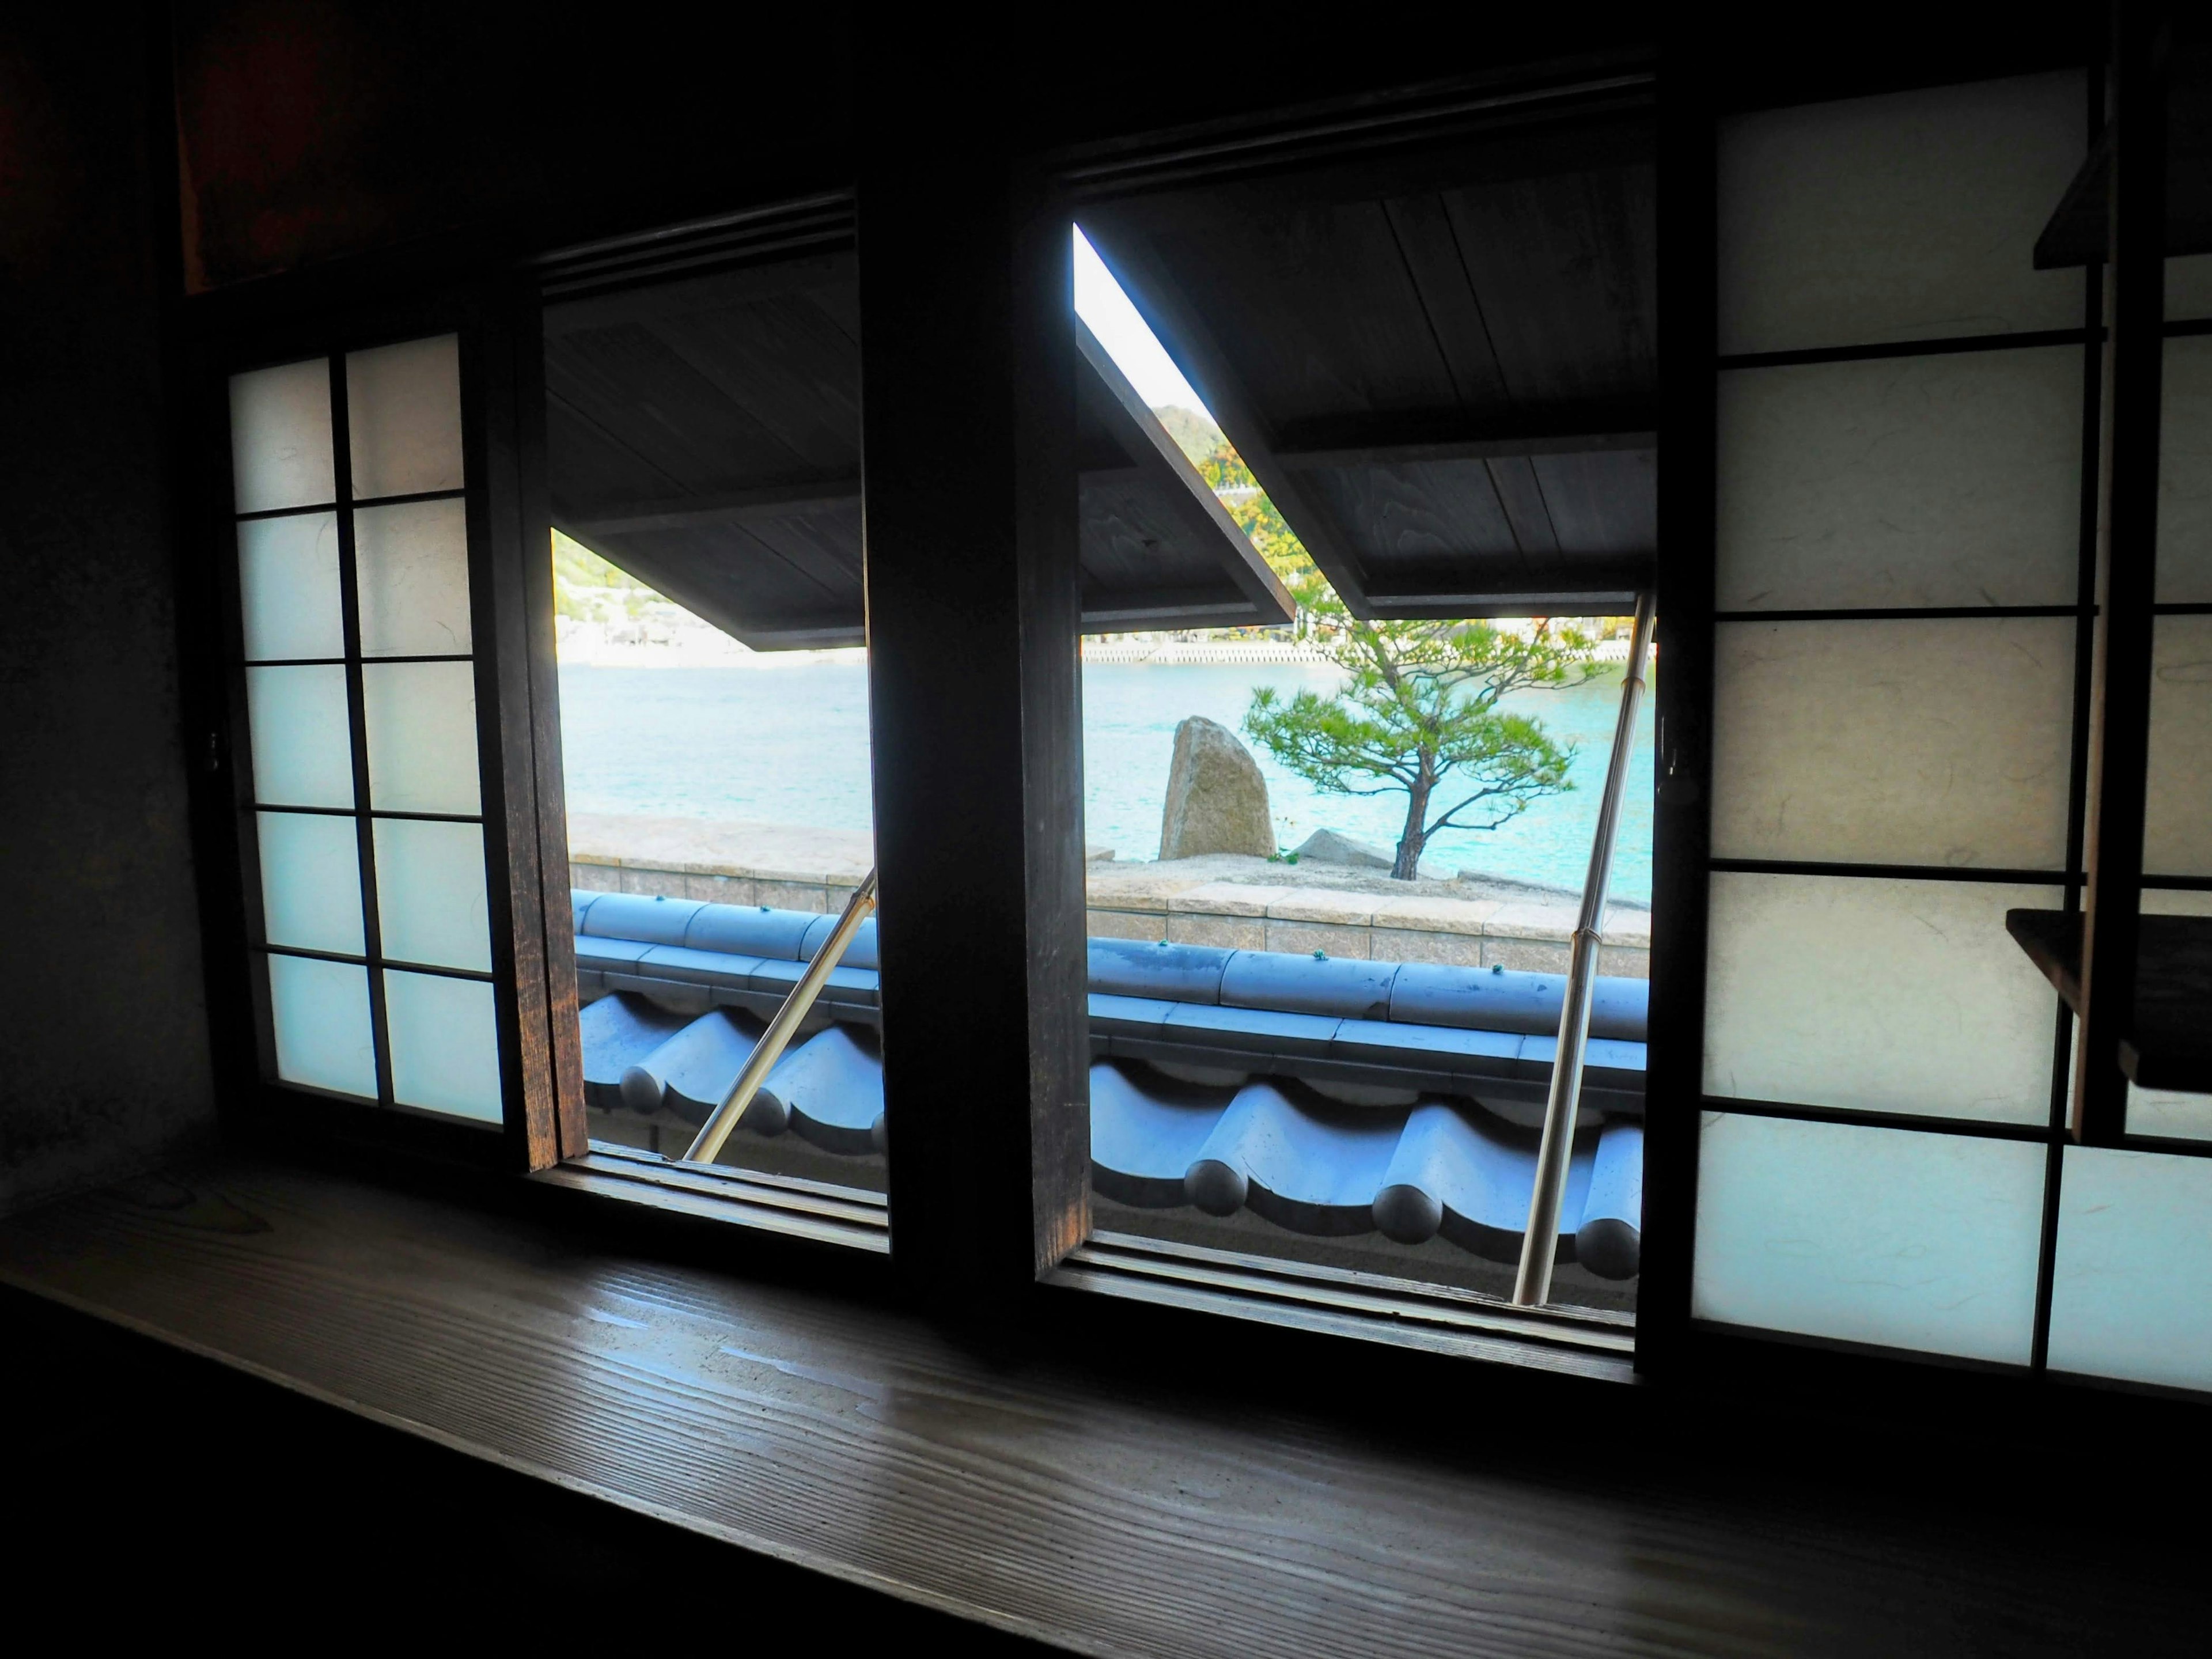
[1158,716,1275,859]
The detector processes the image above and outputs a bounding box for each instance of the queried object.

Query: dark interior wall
[0,18,214,1210]
[171,0,861,290]
[168,4,1677,292]
[170,0,539,290]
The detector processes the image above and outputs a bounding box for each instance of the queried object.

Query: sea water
[558,659,1654,902]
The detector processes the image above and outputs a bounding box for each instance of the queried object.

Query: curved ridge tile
[764,1024,884,1154]
[1373,1102,1594,1266]
[798,912,878,969]
[1088,938,1230,1003]
[1575,1123,1643,1281]
[1220,952,1396,1020]
[685,903,816,961]
[1388,963,1647,1040]
[624,1008,772,1130]
[577,992,693,1108]
[578,891,704,945]
[1088,1061,1233,1207]
[1185,1082,1403,1237]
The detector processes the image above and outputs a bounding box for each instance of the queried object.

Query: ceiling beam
[1059,63,1654,202]
[1362,552,1654,619]
[1273,402,1659,470]
[564,478,862,536]
[1080,593,1283,630]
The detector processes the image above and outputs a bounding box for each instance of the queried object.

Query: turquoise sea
[558,660,1655,902]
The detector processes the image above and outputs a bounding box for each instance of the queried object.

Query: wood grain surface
[1,1159,2202,1657]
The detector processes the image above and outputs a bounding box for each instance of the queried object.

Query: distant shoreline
[557,627,1644,673]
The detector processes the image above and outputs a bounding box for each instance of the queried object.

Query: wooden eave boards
[544,254,1291,647]
[1077,107,1659,619]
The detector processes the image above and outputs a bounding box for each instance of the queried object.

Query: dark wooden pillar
[1638,43,1719,1376]
[469,284,588,1170]
[857,61,1090,1313]
[2073,5,2169,1143]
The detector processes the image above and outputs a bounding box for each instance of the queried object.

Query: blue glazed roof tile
[624,1006,769,1126]
[578,991,693,1107]
[1187,1081,1406,1234]
[1377,1100,1586,1256]
[762,1023,884,1154]
[577,891,706,946]
[1087,993,1179,1039]
[683,903,817,960]
[1577,1123,1643,1280]
[1328,1017,1524,1079]
[1389,961,1646,1040]
[1218,952,1397,1020]
[574,935,659,969]
[601,969,712,1014]
[744,956,878,1001]
[1160,1002,1343,1055]
[633,943,771,988]
[1088,1062,1232,1206]
[1088,938,1232,1003]
[798,912,880,969]
[572,889,1646,1279]
[1516,1033,1648,1095]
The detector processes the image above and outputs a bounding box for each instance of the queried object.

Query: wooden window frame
[1647,25,2212,1402]
[169,29,2207,1412]
[183,282,581,1173]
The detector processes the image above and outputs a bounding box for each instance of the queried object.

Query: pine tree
[1244,571,1593,880]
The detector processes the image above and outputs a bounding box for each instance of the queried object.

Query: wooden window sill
[0,1155,2196,1655]
[536,1145,891,1252]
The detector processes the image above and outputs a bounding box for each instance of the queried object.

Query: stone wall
[570,813,871,915]
[569,813,1651,978]
[1084,882,1650,978]
[574,855,869,917]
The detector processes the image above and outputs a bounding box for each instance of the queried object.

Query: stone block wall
[1084,881,1650,978]
[574,855,1650,978]
[571,855,864,916]
[565,815,1652,979]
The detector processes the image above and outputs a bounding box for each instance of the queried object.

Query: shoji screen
[2040,246,2212,1394]
[1694,74,2089,1366]
[228,339,504,1124]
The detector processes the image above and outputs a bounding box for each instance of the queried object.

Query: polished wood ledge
[0,1156,2203,1655]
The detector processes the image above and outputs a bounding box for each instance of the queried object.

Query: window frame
[1649,41,2212,1402]
[1040,65,1664,1361]
[168,36,2212,1412]
[185,283,579,1173]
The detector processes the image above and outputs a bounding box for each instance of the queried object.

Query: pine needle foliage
[1244,570,1595,880]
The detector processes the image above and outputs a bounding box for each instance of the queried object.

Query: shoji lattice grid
[1694,71,2212,1391]
[229,338,503,1123]
[1696,73,2084,1369]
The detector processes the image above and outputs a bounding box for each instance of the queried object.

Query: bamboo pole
[682,869,878,1166]
[1513,594,1656,1307]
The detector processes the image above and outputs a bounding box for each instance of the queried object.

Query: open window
[1061,86,1659,1341]
[531,202,1367,1244]
[185,36,2212,1405]
[530,216,892,1229]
